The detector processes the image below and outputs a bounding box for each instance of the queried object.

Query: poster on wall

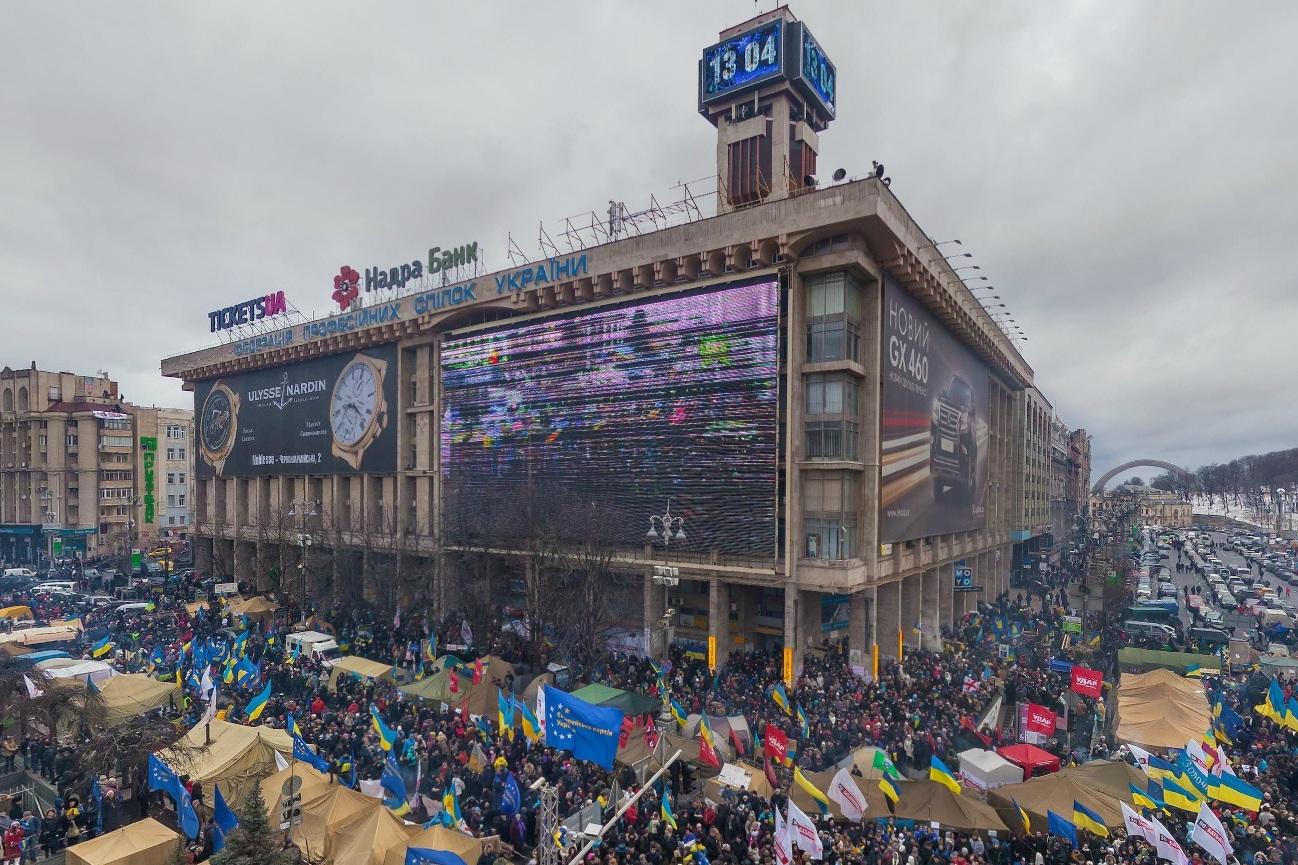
[193,345,398,478]
[879,278,991,543]
[440,280,780,559]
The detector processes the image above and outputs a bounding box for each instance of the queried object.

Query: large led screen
[440,281,779,558]
[880,278,990,543]
[194,345,399,478]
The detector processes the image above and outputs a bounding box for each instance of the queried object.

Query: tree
[1126,476,1145,487]
[211,785,296,865]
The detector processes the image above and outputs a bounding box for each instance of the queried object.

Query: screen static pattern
[440,281,779,558]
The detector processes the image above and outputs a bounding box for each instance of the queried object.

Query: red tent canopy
[996,744,1061,776]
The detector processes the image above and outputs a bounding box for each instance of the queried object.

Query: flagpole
[564,750,682,865]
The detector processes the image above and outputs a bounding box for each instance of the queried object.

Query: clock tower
[698,6,837,214]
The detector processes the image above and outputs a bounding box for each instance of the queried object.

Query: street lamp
[288,499,319,614]
[646,500,686,547]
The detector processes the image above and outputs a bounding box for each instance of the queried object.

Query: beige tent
[94,674,182,727]
[842,745,896,779]
[259,762,339,822]
[786,767,890,820]
[702,760,774,803]
[387,826,485,865]
[328,655,396,690]
[894,781,1007,833]
[290,784,382,861]
[990,764,1139,832]
[230,596,280,625]
[160,718,295,804]
[325,801,416,865]
[1115,668,1210,750]
[65,817,180,865]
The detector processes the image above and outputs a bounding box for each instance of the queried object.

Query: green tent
[571,683,661,716]
[1117,647,1219,673]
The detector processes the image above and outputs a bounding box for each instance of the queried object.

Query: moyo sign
[336,241,479,308]
[209,291,287,332]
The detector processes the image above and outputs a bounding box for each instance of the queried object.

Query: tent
[229,596,280,625]
[327,655,396,690]
[94,674,182,727]
[989,763,1139,832]
[160,718,295,804]
[893,780,1008,833]
[785,767,889,820]
[325,801,416,865]
[1117,647,1220,674]
[996,744,1060,777]
[386,825,484,865]
[39,658,118,685]
[702,760,775,804]
[260,762,339,822]
[65,817,180,865]
[837,745,894,779]
[1115,668,1211,750]
[570,683,661,716]
[957,748,1024,792]
[291,784,388,862]
[1064,760,1147,800]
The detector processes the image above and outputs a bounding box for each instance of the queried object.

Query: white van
[115,602,153,614]
[1124,620,1177,641]
[32,581,78,594]
[3,568,37,578]
[285,630,342,666]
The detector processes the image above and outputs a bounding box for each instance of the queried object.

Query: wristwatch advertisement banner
[194,344,397,478]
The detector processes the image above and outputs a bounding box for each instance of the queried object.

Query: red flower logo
[333,265,360,310]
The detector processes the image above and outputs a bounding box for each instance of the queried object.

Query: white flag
[1185,739,1213,776]
[23,675,42,699]
[828,768,867,822]
[1189,802,1233,865]
[275,751,289,771]
[786,797,824,860]
[1120,802,1156,845]
[1151,815,1190,865]
[535,685,548,742]
[774,805,793,865]
[1128,744,1154,773]
[200,666,215,701]
[460,619,473,647]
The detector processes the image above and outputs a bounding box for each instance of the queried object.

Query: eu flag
[541,684,624,770]
[1047,810,1078,848]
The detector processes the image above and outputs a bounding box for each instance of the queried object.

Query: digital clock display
[700,19,784,105]
[799,26,836,117]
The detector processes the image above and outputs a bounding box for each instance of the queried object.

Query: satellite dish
[874,162,886,178]
[803,175,817,188]
[832,168,847,182]
[282,776,303,798]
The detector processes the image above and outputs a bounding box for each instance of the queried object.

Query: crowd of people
[1,539,1296,865]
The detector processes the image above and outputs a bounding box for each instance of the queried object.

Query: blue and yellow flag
[879,775,901,804]
[793,766,830,815]
[370,704,398,751]
[1143,753,1176,783]
[1285,697,1298,733]
[497,689,515,740]
[1208,772,1263,812]
[245,680,272,722]
[1012,798,1031,833]
[222,657,236,685]
[1072,800,1108,837]
[929,756,961,795]
[1129,783,1158,811]
[767,683,791,716]
[286,712,303,738]
[1254,680,1286,724]
[1047,811,1078,849]
[1162,776,1202,813]
[516,699,541,743]
[670,698,688,729]
[1146,780,1166,810]
[660,789,677,830]
[91,635,114,658]
[441,788,462,827]
[795,704,810,740]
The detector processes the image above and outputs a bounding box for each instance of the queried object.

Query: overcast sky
[3,1,1295,483]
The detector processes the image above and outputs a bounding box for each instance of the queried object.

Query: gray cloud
[2,1,1294,481]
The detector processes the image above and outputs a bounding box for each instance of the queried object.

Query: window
[806,272,862,362]
[167,472,176,484]
[101,418,130,431]
[804,372,859,461]
[178,494,186,507]
[179,515,186,525]
[166,448,175,460]
[66,434,79,447]
[178,473,186,485]
[167,494,176,507]
[166,425,187,439]
[99,435,132,447]
[37,435,47,447]
[168,516,176,525]
[177,447,186,459]
[803,472,858,559]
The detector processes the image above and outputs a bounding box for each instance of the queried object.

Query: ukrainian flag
[768,683,792,715]
[670,698,688,729]
[1208,772,1263,812]
[370,704,398,751]
[442,788,462,826]
[879,775,901,804]
[793,766,830,815]
[517,699,542,743]
[286,712,303,738]
[1143,754,1176,783]
[222,657,236,685]
[91,635,114,658]
[1285,697,1298,733]
[796,704,811,740]
[1012,798,1031,833]
[929,756,961,796]
[245,680,272,722]
[1146,780,1166,811]
[660,790,678,830]
[1129,783,1158,811]
[1162,776,1202,813]
[497,690,515,740]
[1254,680,1285,724]
[1213,722,1234,747]
[1072,800,1109,837]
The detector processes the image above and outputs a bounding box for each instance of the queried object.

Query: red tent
[996,743,1060,777]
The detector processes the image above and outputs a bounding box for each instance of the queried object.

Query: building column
[783,584,799,673]
[233,540,254,585]
[708,579,731,668]
[901,573,922,652]
[921,567,942,651]
[876,580,901,660]
[848,591,870,674]
[643,568,662,658]
[939,562,954,641]
[799,589,820,659]
[195,537,213,574]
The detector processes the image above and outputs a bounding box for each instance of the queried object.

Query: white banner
[536,684,547,742]
[786,798,823,860]
[1189,803,1233,865]
[774,806,793,865]
[1120,802,1156,845]
[1151,815,1190,865]
[828,768,867,822]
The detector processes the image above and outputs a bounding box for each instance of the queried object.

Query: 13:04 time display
[700,20,783,104]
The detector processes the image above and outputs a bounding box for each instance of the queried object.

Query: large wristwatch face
[199,382,238,469]
[330,358,380,446]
